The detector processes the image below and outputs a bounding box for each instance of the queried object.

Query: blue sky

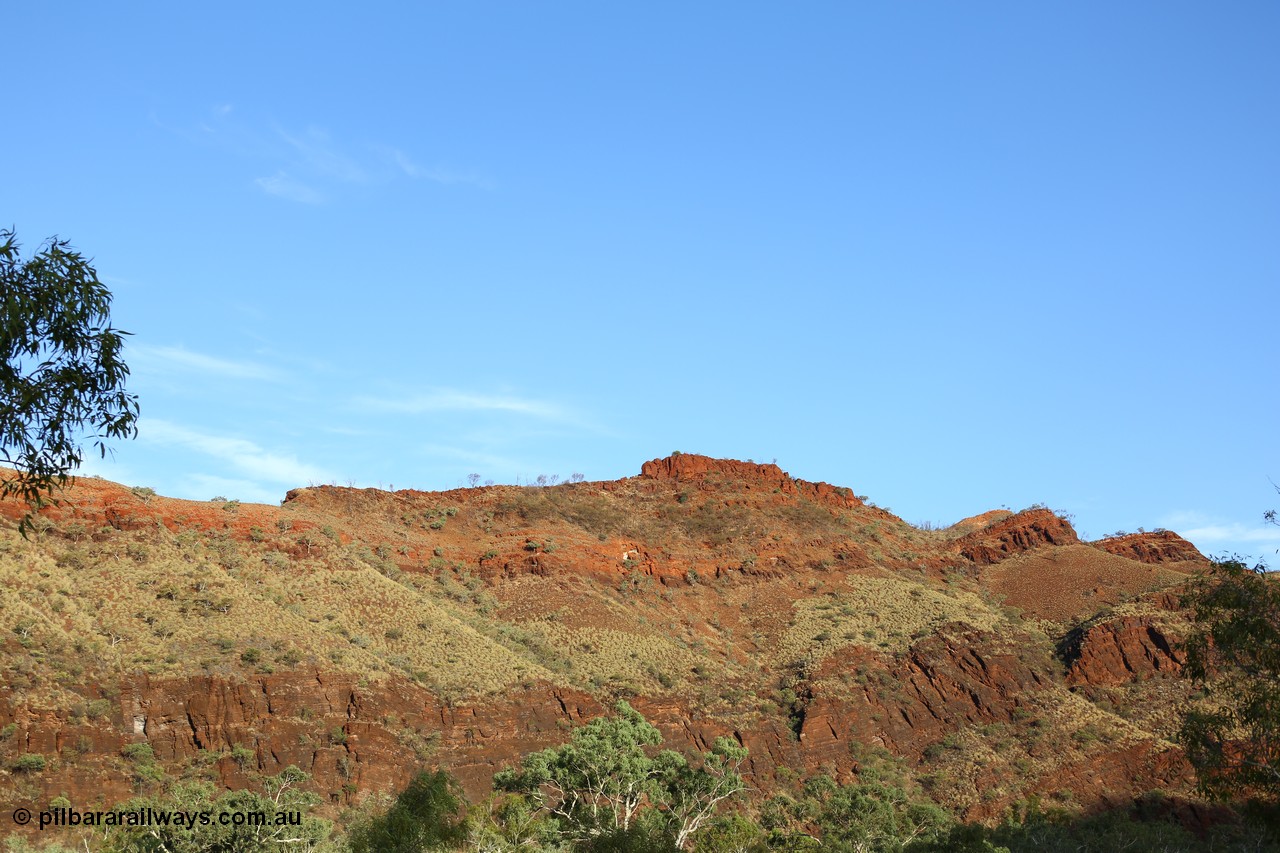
[6,3,1278,562]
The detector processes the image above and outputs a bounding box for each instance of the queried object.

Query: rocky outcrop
[955,508,1080,565]
[1092,531,1206,565]
[797,629,1047,766]
[640,454,789,483]
[639,453,862,508]
[993,739,1193,823]
[0,670,799,813]
[1063,616,1185,687]
[791,628,1190,819]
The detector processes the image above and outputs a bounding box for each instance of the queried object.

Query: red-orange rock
[639,454,862,509]
[955,508,1080,565]
[1092,531,1205,565]
[1065,616,1185,687]
[0,460,1226,837]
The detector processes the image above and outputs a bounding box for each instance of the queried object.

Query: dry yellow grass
[0,522,555,703]
[533,623,715,690]
[780,573,1003,667]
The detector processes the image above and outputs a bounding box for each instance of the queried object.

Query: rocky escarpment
[954,508,1080,565]
[1063,617,1185,687]
[1060,593,1188,688]
[0,456,1222,835]
[0,670,811,812]
[797,629,1051,763]
[1092,531,1205,565]
[0,631,1192,824]
[2,672,654,807]
[791,626,1191,820]
[639,453,864,510]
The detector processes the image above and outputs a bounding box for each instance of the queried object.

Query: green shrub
[56,548,91,570]
[93,766,332,850]
[346,770,468,853]
[231,744,255,769]
[12,753,46,772]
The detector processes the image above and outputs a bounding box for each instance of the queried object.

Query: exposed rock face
[1,671,607,806]
[0,635,1191,823]
[640,454,790,483]
[1064,616,1185,688]
[798,630,1049,764]
[793,628,1191,820]
[954,508,1080,565]
[1093,531,1205,565]
[1,671,798,810]
[639,453,862,509]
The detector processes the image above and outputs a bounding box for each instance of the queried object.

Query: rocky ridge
[0,455,1215,833]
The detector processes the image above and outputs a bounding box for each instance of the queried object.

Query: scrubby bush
[346,770,467,853]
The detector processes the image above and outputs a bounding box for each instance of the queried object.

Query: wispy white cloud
[388,149,424,177]
[184,474,281,505]
[356,389,570,420]
[417,443,524,471]
[255,171,324,204]
[169,106,489,201]
[131,345,285,382]
[383,148,495,189]
[1160,510,1280,560]
[71,453,137,486]
[198,104,234,132]
[276,125,368,183]
[98,274,137,288]
[141,420,334,487]
[319,425,376,437]
[1175,522,1280,545]
[162,104,274,158]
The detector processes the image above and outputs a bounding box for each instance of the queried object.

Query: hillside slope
[0,454,1211,829]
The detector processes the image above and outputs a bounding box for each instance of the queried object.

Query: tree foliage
[1179,557,1280,803]
[492,701,747,849]
[95,766,333,852]
[346,769,468,853]
[493,701,664,839]
[0,228,138,533]
[760,774,953,852]
[653,737,749,849]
